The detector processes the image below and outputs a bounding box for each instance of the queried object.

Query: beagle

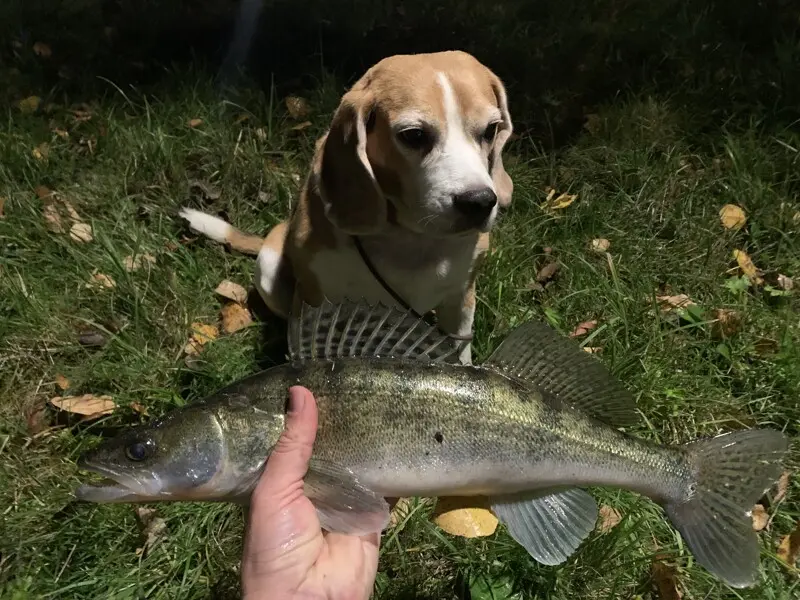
[180,50,513,364]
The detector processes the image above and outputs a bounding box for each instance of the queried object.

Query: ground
[1,1,799,598]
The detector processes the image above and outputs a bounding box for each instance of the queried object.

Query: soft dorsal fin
[485,320,640,426]
[288,298,466,364]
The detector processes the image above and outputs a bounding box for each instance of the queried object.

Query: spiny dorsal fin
[485,320,640,426]
[288,298,466,364]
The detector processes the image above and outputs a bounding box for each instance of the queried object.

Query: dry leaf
[255,127,267,141]
[33,41,52,57]
[719,204,747,230]
[710,308,742,339]
[388,497,415,528]
[55,373,71,390]
[221,303,252,333]
[751,504,769,531]
[753,338,779,356]
[291,121,312,131]
[86,270,116,290]
[536,262,560,283]
[774,471,791,504]
[135,506,167,556]
[32,143,50,161]
[43,203,64,233]
[234,113,249,124]
[215,280,248,304]
[582,346,602,354]
[433,497,498,538]
[570,319,598,338]
[777,274,793,291]
[590,238,610,253]
[49,394,116,419]
[187,118,203,128]
[584,113,602,134]
[285,96,310,119]
[18,95,41,114]
[0,196,5,219]
[123,253,156,272]
[52,128,69,139]
[26,401,50,435]
[656,294,696,313]
[541,189,578,212]
[184,322,219,355]
[597,505,621,533]
[733,249,763,284]
[651,561,683,600]
[777,521,800,567]
[69,222,93,243]
[131,402,149,416]
[78,327,107,347]
[35,185,53,199]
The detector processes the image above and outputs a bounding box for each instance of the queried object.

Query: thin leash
[352,235,473,342]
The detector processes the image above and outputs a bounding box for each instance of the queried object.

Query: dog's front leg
[434,285,476,365]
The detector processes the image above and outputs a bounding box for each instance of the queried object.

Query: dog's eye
[397,128,429,150]
[482,122,500,143]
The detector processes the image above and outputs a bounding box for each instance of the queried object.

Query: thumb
[255,386,318,499]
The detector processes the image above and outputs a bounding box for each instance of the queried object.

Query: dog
[180,50,513,364]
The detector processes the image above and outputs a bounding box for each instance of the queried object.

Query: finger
[253,386,318,501]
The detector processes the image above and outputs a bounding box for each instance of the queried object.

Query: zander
[75,300,789,588]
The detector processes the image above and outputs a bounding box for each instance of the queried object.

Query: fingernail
[288,387,305,415]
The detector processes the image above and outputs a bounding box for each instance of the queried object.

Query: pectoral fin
[491,488,598,565]
[304,458,390,535]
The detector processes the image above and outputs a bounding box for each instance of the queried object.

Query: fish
[75,299,789,588]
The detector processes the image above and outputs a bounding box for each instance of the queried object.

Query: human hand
[241,386,381,600]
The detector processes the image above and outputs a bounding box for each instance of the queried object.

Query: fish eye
[397,127,430,150]
[125,441,150,462]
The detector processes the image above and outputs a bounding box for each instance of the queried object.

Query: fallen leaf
[777,521,800,567]
[52,128,69,139]
[536,262,560,283]
[55,373,70,390]
[18,95,41,114]
[388,497,415,528]
[32,143,50,161]
[0,196,5,218]
[597,505,621,533]
[135,506,167,556]
[583,113,602,134]
[433,497,498,538]
[234,113,249,124]
[215,280,248,304]
[774,471,790,504]
[570,319,598,338]
[582,346,602,354]
[541,189,578,212]
[656,294,696,313]
[78,327,107,347]
[751,504,769,531]
[43,203,64,233]
[26,401,50,435]
[719,204,747,230]
[733,249,763,284]
[590,238,610,253]
[187,118,203,128]
[32,42,52,57]
[35,185,53,199]
[255,127,267,141]
[85,270,116,290]
[777,274,793,291]
[131,402,149,416]
[123,253,156,272]
[69,222,93,243]
[651,561,683,600]
[710,308,742,339]
[285,96,310,119]
[221,303,252,333]
[257,190,271,203]
[49,394,116,419]
[291,121,312,131]
[184,322,219,355]
[753,337,779,356]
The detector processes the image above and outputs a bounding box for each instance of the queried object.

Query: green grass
[1,1,799,598]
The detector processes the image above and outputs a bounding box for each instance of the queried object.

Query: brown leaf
[18,95,41,114]
[43,203,64,233]
[33,41,52,58]
[123,253,156,272]
[536,261,560,283]
[0,196,5,219]
[187,118,203,128]
[85,270,116,290]
[651,561,683,600]
[214,280,248,304]
[134,506,167,556]
[597,505,621,533]
[570,319,598,338]
[290,121,312,131]
[55,373,71,390]
[49,394,116,419]
[656,294,696,313]
[221,303,252,334]
[753,337,779,356]
[234,113,249,124]
[774,471,791,504]
[432,497,498,538]
[131,402,149,416]
[32,143,50,161]
[78,327,107,347]
[710,308,742,339]
[776,274,793,291]
[719,204,747,230]
[52,128,69,139]
[590,238,610,253]
[26,401,50,435]
[285,96,310,119]
[777,521,800,567]
[69,222,93,243]
[35,185,53,199]
[733,249,763,284]
[751,504,769,531]
[584,113,602,134]
[184,322,219,355]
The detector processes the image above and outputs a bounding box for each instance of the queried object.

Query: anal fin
[491,488,598,566]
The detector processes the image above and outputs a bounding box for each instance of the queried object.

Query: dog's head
[313,51,513,237]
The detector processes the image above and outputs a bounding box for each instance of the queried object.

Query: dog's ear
[314,89,386,235]
[488,73,514,207]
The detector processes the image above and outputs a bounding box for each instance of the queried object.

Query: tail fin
[179,207,263,255]
[665,429,788,588]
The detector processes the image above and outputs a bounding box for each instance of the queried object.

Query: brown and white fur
[180,51,513,364]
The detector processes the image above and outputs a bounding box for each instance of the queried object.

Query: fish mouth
[75,458,164,503]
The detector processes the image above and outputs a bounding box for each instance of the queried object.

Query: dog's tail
[178,208,263,255]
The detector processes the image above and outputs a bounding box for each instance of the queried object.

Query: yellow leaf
[432,497,498,538]
[651,561,683,600]
[582,346,602,354]
[597,505,621,533]
[18,95,41,114]
[215,280,249,304]
[221,302,252,334]
[32,41,52,57]
[69,222,93,243]
[777,521,800,567]
[55,373,71,390]
[32,143,50,161]
[184,322,219,355]
[590,238,610,253]
[719,204,747,230]
[541,190,578,212]
[285,96,310,119]
[49,394,116,419]
[751,504,769,531]
[291,121,312,131]
[187,118,203,128]
[123,253,156,272]
[733,249,763,284]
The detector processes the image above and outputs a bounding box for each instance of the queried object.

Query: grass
[1,0,799,598]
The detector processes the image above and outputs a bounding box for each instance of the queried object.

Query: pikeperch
[75,300,789,588]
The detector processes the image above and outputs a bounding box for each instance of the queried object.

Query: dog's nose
[452,188,497,224]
